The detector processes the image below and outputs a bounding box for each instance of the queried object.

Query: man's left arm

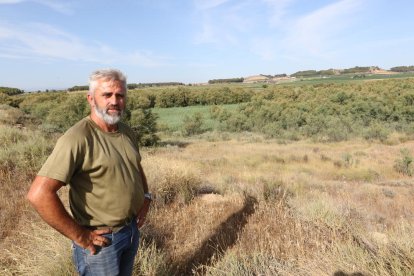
[136,162,151,228]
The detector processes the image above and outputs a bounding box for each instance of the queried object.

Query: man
[27,69,151,276]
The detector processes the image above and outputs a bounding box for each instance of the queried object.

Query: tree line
[2,77,414,145]
[390,66,414,72]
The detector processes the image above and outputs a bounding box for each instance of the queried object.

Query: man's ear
[87,94,94,106]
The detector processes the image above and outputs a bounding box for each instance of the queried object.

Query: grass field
[152,104,239,132]
[2,124,413,275]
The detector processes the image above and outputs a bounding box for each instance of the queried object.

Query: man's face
[89,79,126,125]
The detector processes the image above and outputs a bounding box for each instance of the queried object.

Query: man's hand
[76,228,113,255]
[136,198,151,228]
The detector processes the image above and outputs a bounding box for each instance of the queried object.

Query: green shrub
[45,94,89,131]
[182,112,205,136]
[394,148,413,176]
[363,123,390,142]
[130,109,159,146]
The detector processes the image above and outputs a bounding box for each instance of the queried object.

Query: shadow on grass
[334,271,366,276]
[158,140,191,148]
[173,195,258,275]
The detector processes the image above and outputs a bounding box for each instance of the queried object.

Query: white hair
[88,68,127,96]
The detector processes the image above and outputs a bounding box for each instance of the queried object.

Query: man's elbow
[26,176,47,207]
[26,184,41,207]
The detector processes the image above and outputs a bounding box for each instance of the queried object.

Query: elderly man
[27,69,151,276]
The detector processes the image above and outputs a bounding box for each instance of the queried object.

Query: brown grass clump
[0,126,52,240]
[0,105,25,125]
[141,193,247,274]
[2,222,75,276]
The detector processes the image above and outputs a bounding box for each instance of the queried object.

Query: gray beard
[94,105,123,125]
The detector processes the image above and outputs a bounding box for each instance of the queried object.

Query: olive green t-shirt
[38,117,145,227]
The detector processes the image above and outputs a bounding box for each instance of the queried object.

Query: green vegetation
[67,85,88,92]
[291,69,334,78]
[0,87,24,96]
[210,79,414,142]
[391,65,414,72]
[394,148,413,176]
[127,82,185,89]
[182,112,205,136]
[2,76,414,142]
[342,66,378,74]
[129,109,159,146]
[208,77,244,84]
[153,104,238,132]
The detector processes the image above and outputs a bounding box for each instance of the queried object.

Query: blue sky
[0,0,413,91]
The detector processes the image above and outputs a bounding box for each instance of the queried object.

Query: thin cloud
[250,37,278,61]
[34,0,73,14]
[262,0,294,27]
[193,0,231,10]
[192,0,258,46]
[0,22,167,67]
[0,0,25,3]
[284,0,363,56]
[0,0,73,14]
[192,0,293,49]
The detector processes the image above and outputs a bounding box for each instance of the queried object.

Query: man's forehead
[98,79,126,91]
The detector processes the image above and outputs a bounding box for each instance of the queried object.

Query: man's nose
[109,95,118,105]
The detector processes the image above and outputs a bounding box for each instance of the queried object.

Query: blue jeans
[72,222,140,276]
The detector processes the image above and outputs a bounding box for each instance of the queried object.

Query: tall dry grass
[2,124,414,275]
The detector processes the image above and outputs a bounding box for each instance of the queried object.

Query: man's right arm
[27,176,111,255]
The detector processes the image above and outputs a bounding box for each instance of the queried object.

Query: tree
[130,109,159,146]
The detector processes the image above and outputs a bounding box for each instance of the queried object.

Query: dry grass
[1,125,414,275]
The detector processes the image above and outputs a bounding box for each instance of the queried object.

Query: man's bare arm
[27,176,111,255]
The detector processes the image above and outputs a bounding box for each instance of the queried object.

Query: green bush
[363,123,390,142]
[394,148,413,176]
[182,112,205,136]
[45,94,89,132]
[0,87,24,96]
[130,109,159,146]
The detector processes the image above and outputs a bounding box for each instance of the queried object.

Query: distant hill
[241,66,411,84]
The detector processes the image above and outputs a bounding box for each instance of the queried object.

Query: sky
[0,0,413,91]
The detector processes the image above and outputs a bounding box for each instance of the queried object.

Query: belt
[85,216,135,233]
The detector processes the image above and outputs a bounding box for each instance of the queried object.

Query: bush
[45,94,89,132]
[155,169,201,205]
[130,109,159,146]
[363,123,390,142]
[394,148,413,176]
[0,105,25,125]
[182,112,205,136]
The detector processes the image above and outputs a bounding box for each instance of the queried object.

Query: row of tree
[67,82,186,92]
[208,78,244,84]
[390,66,414,72]
[127,86,254,109]
[0,87,24,96]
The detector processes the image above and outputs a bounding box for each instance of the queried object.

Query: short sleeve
[37,133,84,184]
